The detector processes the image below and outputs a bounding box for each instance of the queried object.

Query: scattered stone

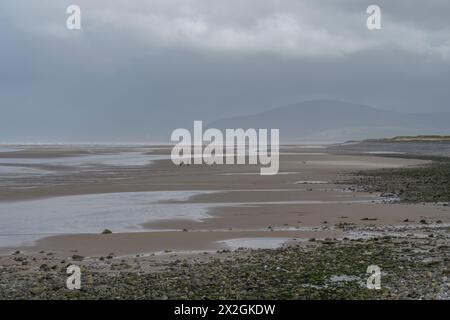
[381,192,398,198]
[1,232,449,300]
[39,264,50,271]
[13,257,25,262]
[71,255,84,261]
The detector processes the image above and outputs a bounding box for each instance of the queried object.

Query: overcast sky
[1,0,450,142]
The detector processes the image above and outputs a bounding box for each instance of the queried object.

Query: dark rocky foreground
[1,228,449,300]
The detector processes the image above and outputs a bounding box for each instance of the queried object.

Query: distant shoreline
[365,135,450,142]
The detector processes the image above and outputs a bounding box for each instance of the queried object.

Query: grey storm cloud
[1,0,450,142]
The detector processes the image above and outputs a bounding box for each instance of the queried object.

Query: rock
[419,219,429,225]
[72,254,84,261]
[39,264,50,271]
[102,229,112,234]
[13,256,25,262]
[30,287,44,295]
[381,192,398,198]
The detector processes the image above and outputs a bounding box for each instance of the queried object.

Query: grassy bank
[368,135,450,142]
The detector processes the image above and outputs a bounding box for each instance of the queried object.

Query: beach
[0,144,446,254]
[0,143,449,299]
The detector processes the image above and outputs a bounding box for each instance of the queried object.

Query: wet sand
[1,144,447,258]
[20,230,339,257]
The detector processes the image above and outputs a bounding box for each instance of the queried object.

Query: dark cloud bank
[1,0,449,142]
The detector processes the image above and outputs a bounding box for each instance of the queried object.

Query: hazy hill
[209,100,450,143]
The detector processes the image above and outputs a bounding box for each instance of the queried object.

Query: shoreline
[2,227,448,299]
[0,145,447,258]
[1,143,449,299]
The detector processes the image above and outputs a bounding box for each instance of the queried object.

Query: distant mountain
[208,100,450,143]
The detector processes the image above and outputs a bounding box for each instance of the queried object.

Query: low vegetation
[368,135,450,142]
